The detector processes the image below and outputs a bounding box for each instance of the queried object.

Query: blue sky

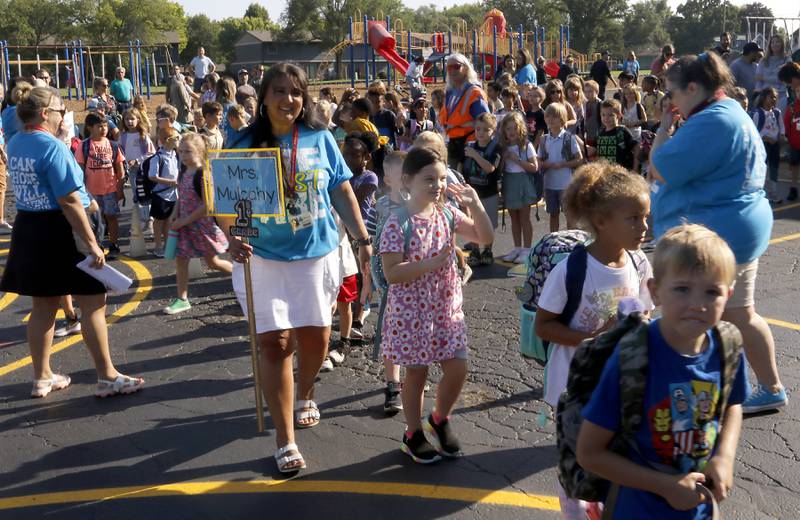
[175,0,797,23]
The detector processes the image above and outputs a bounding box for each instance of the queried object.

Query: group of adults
[1,31,797,472]
[165,46,266,124]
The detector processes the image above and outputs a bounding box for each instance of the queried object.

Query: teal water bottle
[164,229,179,260]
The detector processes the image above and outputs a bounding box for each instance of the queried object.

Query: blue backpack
[753,106,780,133]
[370,200,455,360]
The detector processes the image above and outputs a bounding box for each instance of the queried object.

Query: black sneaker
[107,243,121,260]
[466,248,481,267]
[788,187,799,201]
[401,430,442,464]
[479,248,494,266]
[328,338,350,366]
[384,381,403,415]
[423,414,463,458]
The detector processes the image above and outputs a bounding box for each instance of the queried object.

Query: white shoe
[328,348,346,365]
[501,248,521,262]
[513,248,530,264]
[360,304,371,322]
[54,317,81,338]
[320,357,334,372]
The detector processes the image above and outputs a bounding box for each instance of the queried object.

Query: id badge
[287,195,313,232]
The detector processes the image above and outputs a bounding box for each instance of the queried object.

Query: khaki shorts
[0,160,6,192]
[726,259,758,309]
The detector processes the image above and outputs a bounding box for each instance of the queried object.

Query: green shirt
[110,78,134,103]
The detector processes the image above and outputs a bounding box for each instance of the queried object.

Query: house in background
[232,30,393,81]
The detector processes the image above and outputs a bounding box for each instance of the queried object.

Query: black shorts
[150,194,176,220]
[0,210,106,296]
[446,136,469,169]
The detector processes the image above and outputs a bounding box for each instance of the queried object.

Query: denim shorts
[545,189,565,215]
[96,193,120,216]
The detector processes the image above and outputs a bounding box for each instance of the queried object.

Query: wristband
[354,236,372,247]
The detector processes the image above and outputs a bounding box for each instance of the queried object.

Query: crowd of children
[1,44,799,519]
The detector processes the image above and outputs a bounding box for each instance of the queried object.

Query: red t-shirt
[74,137,125,196]
[784,99,800,149]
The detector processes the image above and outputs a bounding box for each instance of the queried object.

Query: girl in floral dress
[380,147,494,464]
[164,133,232,315]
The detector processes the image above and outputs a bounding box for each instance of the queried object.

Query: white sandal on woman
[274,443,306,473]
[294,399,320,429]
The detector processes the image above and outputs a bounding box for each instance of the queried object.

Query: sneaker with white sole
[501,248,522,262]
[164,298,191,315]
[320,357,334,372]
[512,248,530,264]
[54,314,81,338]
[742,384,788,414]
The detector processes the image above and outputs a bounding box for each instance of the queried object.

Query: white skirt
[232,248,342,334]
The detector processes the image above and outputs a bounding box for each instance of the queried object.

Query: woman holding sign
[0,86,144,398]
[224,63,371,473]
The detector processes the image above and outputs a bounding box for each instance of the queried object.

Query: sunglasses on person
[47,106,66,117]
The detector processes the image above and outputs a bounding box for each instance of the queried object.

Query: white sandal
[31,374,71,398]
[95,374,145,398]
[274,443,306,473]
[294,399,320,429]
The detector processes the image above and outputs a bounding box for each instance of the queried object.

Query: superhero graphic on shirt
[647,379,719,472]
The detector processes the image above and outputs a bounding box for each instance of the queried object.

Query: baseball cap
[238,68,249,75]
[742,42,763,55]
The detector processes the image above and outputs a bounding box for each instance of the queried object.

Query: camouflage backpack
[556,312,743,504]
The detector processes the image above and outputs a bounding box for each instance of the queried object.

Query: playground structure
[0,40,176,102]
[316,9,588,88]
[745,16,800,58]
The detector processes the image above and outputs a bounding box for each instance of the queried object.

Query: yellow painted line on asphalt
[0,248,8,255]
[0,257,152,378]
[0,480,561,512]
[0,237,9,243]
[769,232,800,245]
[22,309,65,323]
[772,202,800,213]
[765,318,800,332]
[0,292,18,312]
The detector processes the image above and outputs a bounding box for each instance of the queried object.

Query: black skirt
[0,210,106,297]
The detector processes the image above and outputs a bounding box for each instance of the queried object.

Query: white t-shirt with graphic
[537,250,653,406]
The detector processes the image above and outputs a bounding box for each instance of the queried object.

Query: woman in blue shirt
[0,87,144,400]
[514,48,538,86]
[622,51,641,84]
[224,63,371,474]
[650,52,787,414]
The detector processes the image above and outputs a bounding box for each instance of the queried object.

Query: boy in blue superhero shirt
[577,224,749,519]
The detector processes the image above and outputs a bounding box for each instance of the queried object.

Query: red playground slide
[368,22,433,83]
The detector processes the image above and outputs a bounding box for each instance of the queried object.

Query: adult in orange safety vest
[439,53,489,170]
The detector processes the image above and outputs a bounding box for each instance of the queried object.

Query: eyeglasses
[47,106,66,117]
[157,116,170,122]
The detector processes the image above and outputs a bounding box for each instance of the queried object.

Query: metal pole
[101,52,105,80]
[0,41,6,92]
[540,27,546,59]
[493,25,497,80]
[408,30,412,63]
[78,40,87,100]
[136,40,143,95]
[17,54,21,77]
[145,56,151,98]
[371,18,376,85]
[64,43,72,100]
[363,15,369,89]
[152,52,158,87]
[128,41,136,96]
[566,19,570,51]
[55,54,60,90]
[349,17,355,87]
[472,29,478,73]
[36,52,41,70]
[533,24,539,62]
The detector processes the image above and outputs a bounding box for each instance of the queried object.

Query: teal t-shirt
[231,124,353,261]
[110,78,134,103]
[7,130,89,211]
[651,98,771,264]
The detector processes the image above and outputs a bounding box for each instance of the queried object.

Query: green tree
[182,14,221,64]
[667,0,739,54]
[622,0,672,52]
[6,0,85,45]
[281,0,325,39]
[737,2,774,37]
[81,0,187,46]
[244,3,273,22]
[560,0,627,53]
